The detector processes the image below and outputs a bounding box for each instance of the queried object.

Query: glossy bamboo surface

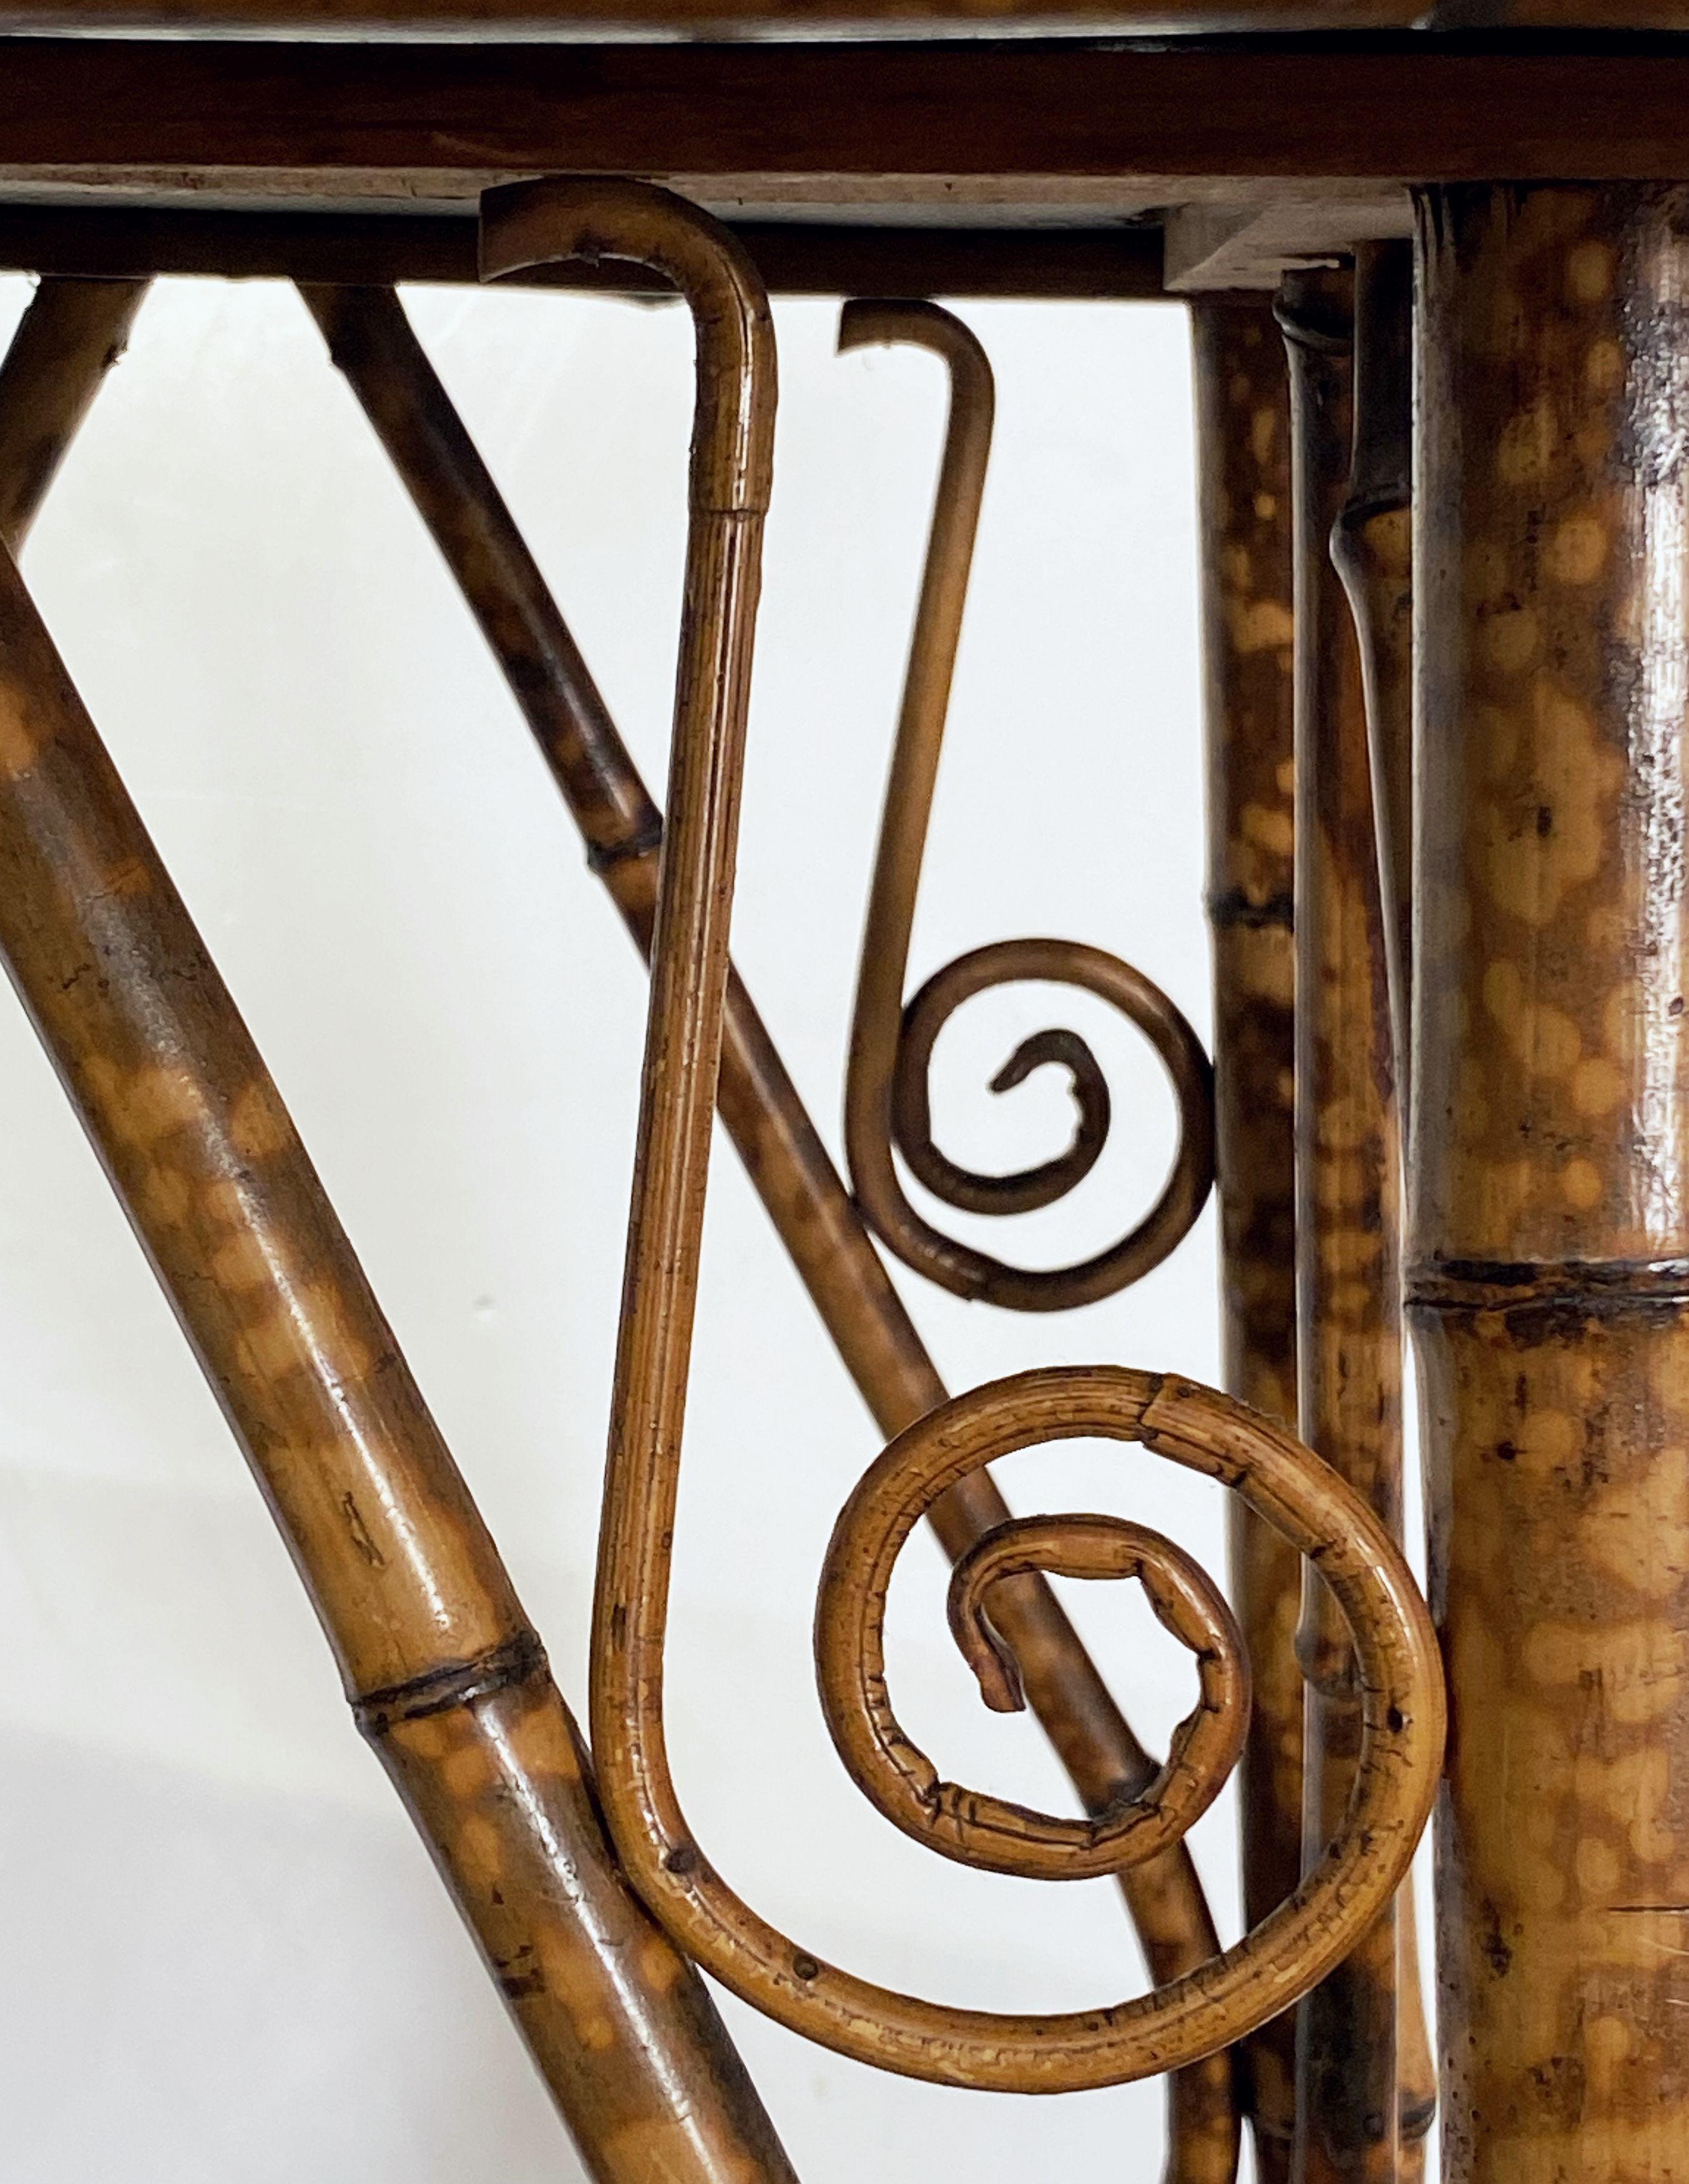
[1412,180,1689,2184]
[471,177,1443,2095]
[1192,296,1301,2184]
[1326,238,1434,2184]
[305,271,1241,2172]
[840,298,1213,1315]
[0,535,798,2182]
[1330,241,1414,1098]
[1279,266,1430,2184]
[0,275,147,555]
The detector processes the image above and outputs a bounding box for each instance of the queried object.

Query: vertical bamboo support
[1331,243,1414,1099]
[1192,296,1301,2184]
[1328,241,1437,2184]
[1412,182,1689,2184]
[1280,266,1422,2184]
[305,278,1238,2183]
[0,550,796,2184]
[0,276,149,555]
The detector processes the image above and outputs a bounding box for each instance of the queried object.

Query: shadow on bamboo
[0,553,797,2182]
[0,275,149,555]
[1192,294,1303,2184]
[441,177,1444,2097]
[1277,263,1434,2184]
[837,298,1215,1315]
[300,267,1241,2175]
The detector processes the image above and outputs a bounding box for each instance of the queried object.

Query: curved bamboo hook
[481,177,1444,2096]
[840,301,1215,1312]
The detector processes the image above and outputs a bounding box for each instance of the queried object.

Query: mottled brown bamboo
[0,276,148,556]
[839,298,1215,1315]
[475,178,1442,2094]
[303,272,1239,2178]
[0,544,796,2182]
[1192,295,1301,2184]
[1331,241,1413,1100]
[1280,266,1425,2184]
[1412,180,1689,2184]
[1328,239,1435,2184]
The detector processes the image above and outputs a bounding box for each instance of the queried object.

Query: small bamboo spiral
[841,300,1214,1312]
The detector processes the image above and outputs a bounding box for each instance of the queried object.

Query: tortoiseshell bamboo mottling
[1328,236,1436,2184]
[1331,241,1414,1101]
[0,491,795,2184]
[1413,181,1689,2184]
[1192,295,1301,2184]
[306,272,1241,2176]
[468,177,1443,2097]
[1280,266,1430,2184]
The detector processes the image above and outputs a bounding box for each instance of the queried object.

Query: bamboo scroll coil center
[939,1510,1251,1869]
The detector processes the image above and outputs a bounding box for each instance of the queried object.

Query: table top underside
[0,36,1685,281]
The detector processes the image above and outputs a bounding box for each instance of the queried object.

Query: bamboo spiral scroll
[840,300,1215,1312]
[481,175,1444,2094]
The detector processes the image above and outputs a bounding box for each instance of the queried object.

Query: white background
[0,271,1260,2178]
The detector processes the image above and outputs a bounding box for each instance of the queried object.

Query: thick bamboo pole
[1412,181,1689,2184]
[1191,295,1301,2184]
[303,276,1238,2180]
[1279,266,1430,2184]
[0,548,796,2184]
[0,276,149,555]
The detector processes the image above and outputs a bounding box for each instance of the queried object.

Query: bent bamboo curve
[839,299,1215,1312]
[481,175,1444,2095]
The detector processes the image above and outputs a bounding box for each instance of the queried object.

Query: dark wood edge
[1,37,1688,183]
[0,203,1171,297]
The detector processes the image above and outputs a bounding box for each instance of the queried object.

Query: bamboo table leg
[0,548,796,2184]
[1193,295,1301,2184]
[1412,181,1689,2184]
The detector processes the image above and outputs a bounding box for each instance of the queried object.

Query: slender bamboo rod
[838,298,1215,1315]
[301,273,1240,2175]
[1412,180,1689,2184]
[1328,237,1435,2184]
[0,276,149,555]
[457,175,1442,2098]
[1278,266,1422,2184]
[1191,295,1301,2184]
[1330,241,1414,1109]
[0,544,795,2184]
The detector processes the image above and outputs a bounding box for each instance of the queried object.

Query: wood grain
[4,39,1689,198]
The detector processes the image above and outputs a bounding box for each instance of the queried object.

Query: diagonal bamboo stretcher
[0,238,1441,2172]
[0,270,796,2184]
[298,274,1240,2180]
[0,248,1234,2167]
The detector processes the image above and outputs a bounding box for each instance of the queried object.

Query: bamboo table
[0,19,1680,2184]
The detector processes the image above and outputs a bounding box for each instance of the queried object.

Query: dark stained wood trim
[1,38,1688,186]
[0,203,1169,296]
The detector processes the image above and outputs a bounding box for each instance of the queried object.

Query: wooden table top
[0,32,1683,268]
